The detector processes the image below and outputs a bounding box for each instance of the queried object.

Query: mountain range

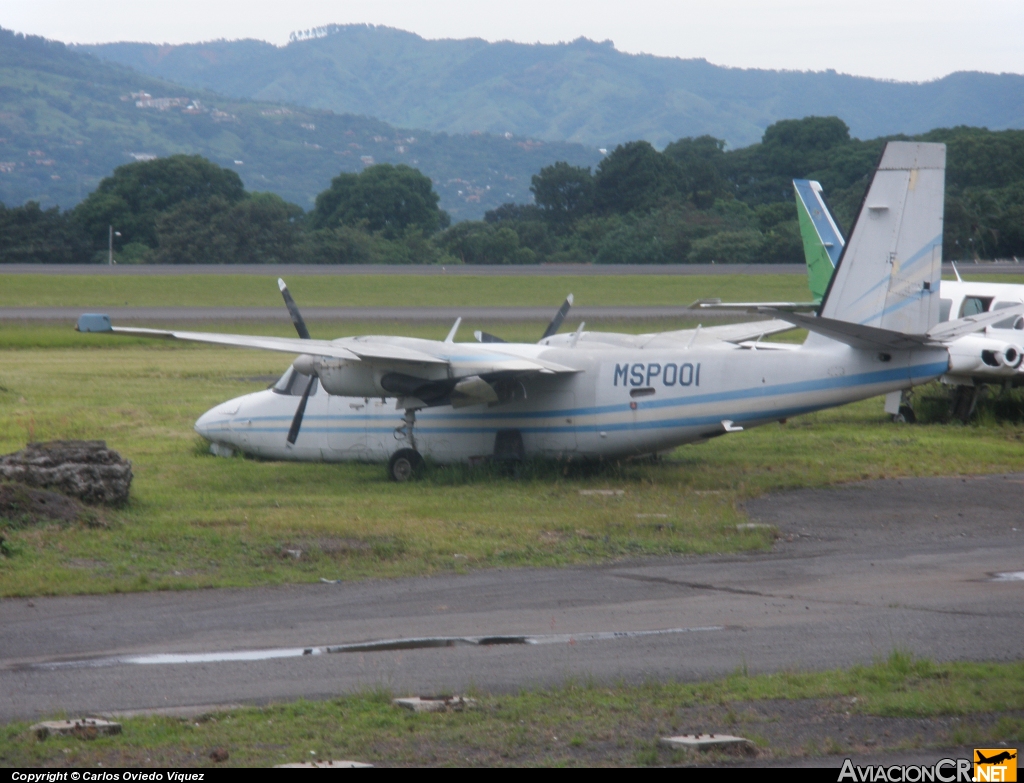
[80,24,1024,149]
[0,28,598,220]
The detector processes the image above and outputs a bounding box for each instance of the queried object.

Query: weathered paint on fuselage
[195,337,950,463]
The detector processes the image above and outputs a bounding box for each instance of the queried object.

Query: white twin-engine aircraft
[77,142,1024,480]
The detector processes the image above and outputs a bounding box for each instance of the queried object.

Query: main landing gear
[388,449,424,482]
[389,407,424,481]
[885,390,916,424]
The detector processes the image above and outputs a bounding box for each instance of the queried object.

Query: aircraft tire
[388,449,424,482]
[892,404,916,424]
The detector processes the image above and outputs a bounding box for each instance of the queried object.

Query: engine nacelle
[293,354,381,397]
[946,335,1024,377]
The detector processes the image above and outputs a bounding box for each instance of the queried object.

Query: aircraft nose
[194,399,241,440]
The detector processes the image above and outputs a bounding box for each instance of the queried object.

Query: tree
[662,135,727,206]
[592,141,681,215]
[530,162,594,221]
[154,192,303,264]
[73,155,247,250]
[311,164,447,237]
[0,201,91,263]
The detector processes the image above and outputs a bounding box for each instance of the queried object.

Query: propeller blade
[540,293,574,340]
[474,330,507,343]
[286,374,316,445]
[278,278,311,340]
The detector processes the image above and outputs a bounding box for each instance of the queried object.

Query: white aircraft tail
[819,142,946,335]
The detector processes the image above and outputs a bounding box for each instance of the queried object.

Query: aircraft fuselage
[195,338,949,463]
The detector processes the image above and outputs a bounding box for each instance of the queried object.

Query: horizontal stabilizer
[763,302,1024,350]
[762,310,930,350]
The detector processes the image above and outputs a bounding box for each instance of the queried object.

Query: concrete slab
[393,696,477,713]
[275,760,373,768]
[31,718,121,740]
[660,733,756,754]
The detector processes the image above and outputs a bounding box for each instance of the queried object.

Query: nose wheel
[388,448,424,482]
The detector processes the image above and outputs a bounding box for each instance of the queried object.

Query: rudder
[819,142,945,335]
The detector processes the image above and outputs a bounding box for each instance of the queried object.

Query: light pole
[108,225,121,266]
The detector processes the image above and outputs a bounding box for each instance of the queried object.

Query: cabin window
[630,388,656,398]
[991,301,1024,329]
[272,366,319,396]
[960,296,993,317]
[939,299,952,322]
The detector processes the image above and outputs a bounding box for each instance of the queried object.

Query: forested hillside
[0,28,599,220]
[444,119,1024,266]
[81,24,1024,149]
[5,117,1023,266]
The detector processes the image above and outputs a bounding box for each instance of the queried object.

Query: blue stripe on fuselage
[207,359,948,436]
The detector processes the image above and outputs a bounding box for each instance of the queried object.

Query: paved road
[2,473,1022,722]
[0,263,1020,276]
[0,305,744,322]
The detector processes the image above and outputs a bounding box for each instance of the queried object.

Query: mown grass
[0,322,1021,597]
[2,654,1021,767]
[0,273,814,309]
[0,271,1017,309]
[0,317,759,350]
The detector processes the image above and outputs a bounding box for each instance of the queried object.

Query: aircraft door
[526,391,577,455]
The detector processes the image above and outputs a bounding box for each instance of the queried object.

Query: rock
[0,441,132,506]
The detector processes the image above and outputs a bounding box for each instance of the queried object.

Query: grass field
[0,271,1021,597]
[0,318,1022,597]
[1,270,1020,309]
[2,654,1021,766]
[0,272,810,308]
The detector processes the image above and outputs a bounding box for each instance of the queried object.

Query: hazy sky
[4,0,1022,82]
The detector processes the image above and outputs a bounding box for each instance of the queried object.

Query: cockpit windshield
[272,366,319,396]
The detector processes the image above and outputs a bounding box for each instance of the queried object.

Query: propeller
[540,294,574,340]
[278,278,311,339]
[286,374,317,445]
[278,278,315,444]
[474,330,507,343]
[472,294,574,344]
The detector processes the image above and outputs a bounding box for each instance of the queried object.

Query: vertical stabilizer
[819,142,945,334]
[793,179,843,302]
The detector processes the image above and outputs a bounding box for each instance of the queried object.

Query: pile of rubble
[0,440,132,506]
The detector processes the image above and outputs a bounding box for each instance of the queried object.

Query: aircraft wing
[87,320,579,377]
[105,326,438,364]
[691,299,819,313]
[667,319,796,343]
[926,307,1024,342]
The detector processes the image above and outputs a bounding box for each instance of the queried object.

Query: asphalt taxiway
[1,473,1021,722]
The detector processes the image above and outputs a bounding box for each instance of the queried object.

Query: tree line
[3,117,1024,264]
